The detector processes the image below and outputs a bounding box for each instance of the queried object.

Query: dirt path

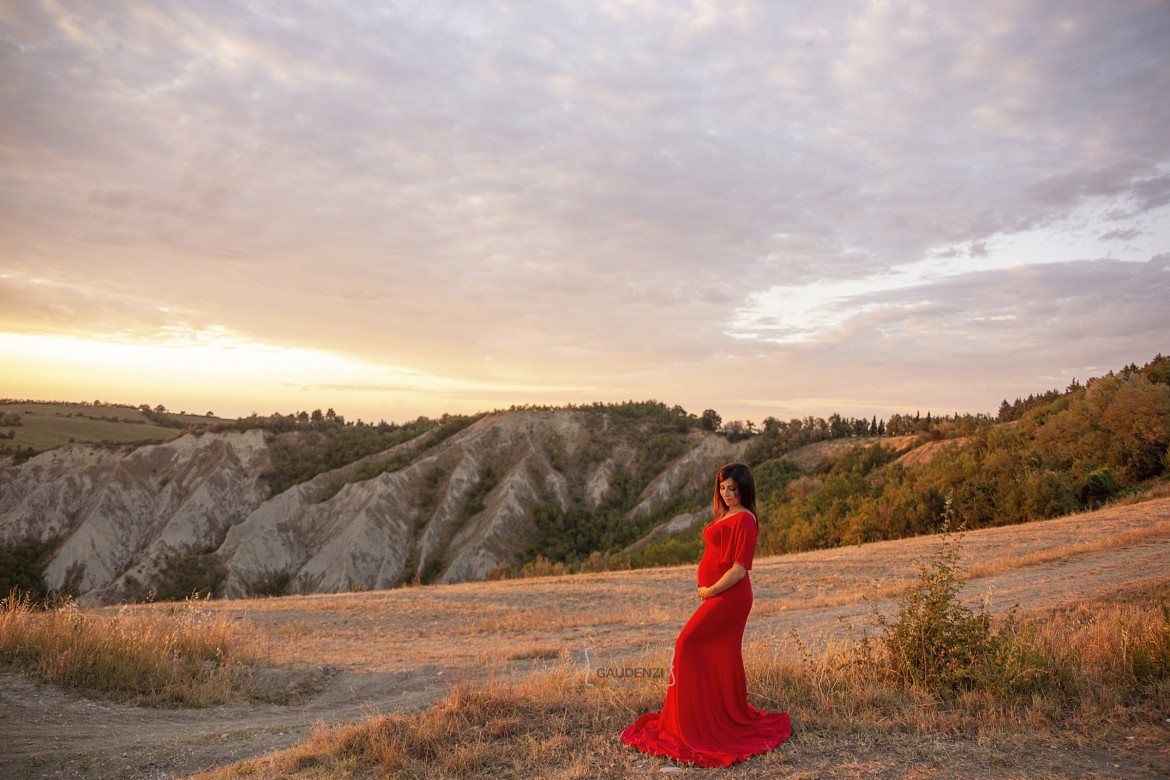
[3,498,1169,779]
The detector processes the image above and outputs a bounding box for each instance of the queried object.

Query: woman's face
[719,477,741,509]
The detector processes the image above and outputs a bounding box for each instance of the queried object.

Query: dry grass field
[2,494,1169,779]
[0,402,225,454]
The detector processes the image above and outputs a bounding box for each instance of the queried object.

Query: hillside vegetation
[752,357,1170,557]
[2,357,1168,602]
[605,355,1170,571]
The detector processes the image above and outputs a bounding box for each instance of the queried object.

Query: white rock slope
[0,410,747,602]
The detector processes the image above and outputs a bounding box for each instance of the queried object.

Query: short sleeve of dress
[720,512,758,570]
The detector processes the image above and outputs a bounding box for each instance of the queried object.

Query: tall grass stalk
[0,590,254,706]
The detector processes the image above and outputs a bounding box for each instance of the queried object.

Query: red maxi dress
[621,510,792,767]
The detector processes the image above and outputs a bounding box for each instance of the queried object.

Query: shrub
[1074,463,1122,507]
[865,510,1048,698]
[247,570,291,598]
[151,552,228,602]
[462,466,500,519]
[0,538,60,603]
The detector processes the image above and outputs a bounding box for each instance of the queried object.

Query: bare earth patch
[3,497,1170,779]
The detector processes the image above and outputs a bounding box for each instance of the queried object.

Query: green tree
[699,409,722,431]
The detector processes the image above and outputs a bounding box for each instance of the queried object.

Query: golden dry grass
[97,495,1169,677]
[8,496,1167,778]
[0,592,254,706]
[966,518,1170,580]
[191,578,1170,780]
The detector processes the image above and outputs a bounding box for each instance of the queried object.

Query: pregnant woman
[621,462,792,767]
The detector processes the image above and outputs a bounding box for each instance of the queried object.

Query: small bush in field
[866,507,1048,698]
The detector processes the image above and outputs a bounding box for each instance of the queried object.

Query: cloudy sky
[2,1,1168,425]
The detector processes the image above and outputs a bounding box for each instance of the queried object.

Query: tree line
[754,356,1170,556]
[6,356,1167,587]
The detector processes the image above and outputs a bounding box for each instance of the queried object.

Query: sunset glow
[1,3,1167,424]
[1,331,479,419]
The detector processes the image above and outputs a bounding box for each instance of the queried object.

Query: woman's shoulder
[723,509,757,525]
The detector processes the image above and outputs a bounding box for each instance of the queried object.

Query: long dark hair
[713,462,757,521]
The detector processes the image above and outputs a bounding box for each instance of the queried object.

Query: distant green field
[0,402,234,455]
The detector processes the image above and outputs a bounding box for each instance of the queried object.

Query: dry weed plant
[0,590,255,706]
